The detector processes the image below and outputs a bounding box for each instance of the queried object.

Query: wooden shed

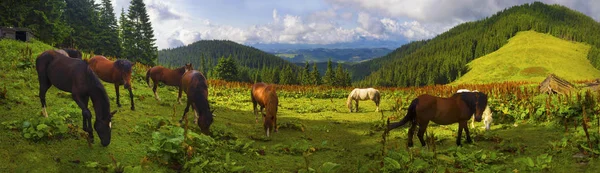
[0,27,35,42]
[538,74,575,94]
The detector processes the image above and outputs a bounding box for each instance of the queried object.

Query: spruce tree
[301,61,311,85]
[323,59,336,86]
[214,56,238,81]
[126,0,157,65]
[63,0,100,50]
[119,8,134,59]
[97,0,121,57]
[310,62,322,85]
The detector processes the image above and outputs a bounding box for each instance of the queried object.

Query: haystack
[538,74,575,94]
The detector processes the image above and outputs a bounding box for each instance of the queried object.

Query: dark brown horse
[145,64,193,103]
[88,55,135,110]
[179,70,214,135]
[36,50,116,147]
[385,92,488,147]
[251,82,279,137]
[56,48,83,59]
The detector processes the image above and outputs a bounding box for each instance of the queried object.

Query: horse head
[115,60,134,89]
[95,110,116,146]
[465,92,488,122]
[184,63,193,73]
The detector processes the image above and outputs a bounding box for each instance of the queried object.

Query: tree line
[0,0,157,65]
[159,39,352,86]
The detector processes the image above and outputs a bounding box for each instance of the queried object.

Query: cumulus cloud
[106,0,599,49]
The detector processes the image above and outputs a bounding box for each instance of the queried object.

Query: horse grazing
[179,70,214,135]
[88,55,135,110]
[251,82,279,137]
[36,50,115,146]
[385,92,488,147]
[456,89,493,131]
[346,88,381,112]
[146,63,193,102]
[55,48,83,59]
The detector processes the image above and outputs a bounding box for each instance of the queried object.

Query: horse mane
[175,65,187,74]
[457,92,488,114]
[114,59,133,73]
[84,64,112,121]
[346,89,357,107]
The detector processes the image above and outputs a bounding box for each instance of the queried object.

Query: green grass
[1,39,600,172]
[453,31,600,84]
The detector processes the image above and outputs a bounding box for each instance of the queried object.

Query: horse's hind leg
[73,94,94,143]
[456,121,468,146]
[417,121,429,147]
[114,84,121,107]
[152,82,160,101]
[38,80,51,117]
[407,122,417,147]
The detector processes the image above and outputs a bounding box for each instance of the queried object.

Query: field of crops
[1,40,600,172]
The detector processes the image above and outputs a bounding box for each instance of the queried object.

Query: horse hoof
[131,107,135,111]
[117,104,122,107]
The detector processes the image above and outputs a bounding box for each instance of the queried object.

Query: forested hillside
[353,2,600,87]
[157,40,304,84]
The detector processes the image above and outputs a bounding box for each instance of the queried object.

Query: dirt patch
[520,66,548,76]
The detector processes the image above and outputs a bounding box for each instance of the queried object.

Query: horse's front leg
[114,84,121,107]
[456,121,468,146]
[179,101,192,124]
[73,94,93,143]
[355,100,359,112]
[462,121,473,144]
[128,86,135,110]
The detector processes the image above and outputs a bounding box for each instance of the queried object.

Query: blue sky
[103,0,600,50]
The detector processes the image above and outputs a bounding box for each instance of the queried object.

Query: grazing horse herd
[34,48,492,148]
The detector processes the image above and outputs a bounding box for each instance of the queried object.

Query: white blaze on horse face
[109,122,112,129]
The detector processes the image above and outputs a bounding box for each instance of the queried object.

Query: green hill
[452,31,599,84]
[352,2,600,87]
[158,40,300,82]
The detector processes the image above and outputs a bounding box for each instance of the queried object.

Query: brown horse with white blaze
[146,63,193,103]
[88,55,135,110]
[251,82,278,137]
[179,70,214,135]
[385,92,488,147]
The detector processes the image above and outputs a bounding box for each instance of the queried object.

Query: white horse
[457,89,493,130]
[347,88,381,112]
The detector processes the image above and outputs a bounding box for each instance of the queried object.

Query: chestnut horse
[145,63,193,102]
[251,82,279,137]
[36,50,115,146]
[385,91,488,147]
[179,70,214,135]
[88,55,135,110]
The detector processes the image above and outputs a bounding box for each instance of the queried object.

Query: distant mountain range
[247,39,406,53]
[274,48,393,63]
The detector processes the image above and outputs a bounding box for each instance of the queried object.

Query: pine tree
[323,59,336,86]
[214,56,238,81]
[301,61,310,85]
[310,62,322,85]
[119,8,134,59]
[63,0,100,51]
[126,0,157,65]
[97,0,121,57]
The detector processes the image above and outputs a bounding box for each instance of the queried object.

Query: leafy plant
[515,154,552,171]
[20,112,77,141]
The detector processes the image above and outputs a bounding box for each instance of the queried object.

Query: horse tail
[387,98,418,130]
[145,68,152,87]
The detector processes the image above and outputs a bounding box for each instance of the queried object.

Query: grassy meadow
[1,39,600,173]
[453,31,600,84]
